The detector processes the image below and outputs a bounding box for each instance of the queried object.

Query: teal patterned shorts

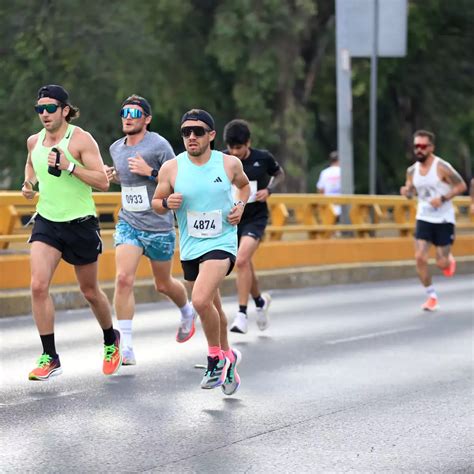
[114,220,176,261]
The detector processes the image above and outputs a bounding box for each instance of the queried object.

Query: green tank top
[31,124,96,222]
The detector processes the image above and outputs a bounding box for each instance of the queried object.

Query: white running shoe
[256,292,272,331]
[230,311,248,334]
[176,309,197,343]
[122,346,136,366]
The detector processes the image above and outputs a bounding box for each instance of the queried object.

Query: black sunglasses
[34,103,63,114]
[180,126,211,138]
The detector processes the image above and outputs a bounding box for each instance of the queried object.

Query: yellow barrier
[0,192,473,290]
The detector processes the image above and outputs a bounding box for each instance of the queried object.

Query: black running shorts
[181,250,236,282]
[415,219,455,247]
[237,215,268,242]
[29,214,102,265]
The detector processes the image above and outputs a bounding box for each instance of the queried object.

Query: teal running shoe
[200,356,230,389]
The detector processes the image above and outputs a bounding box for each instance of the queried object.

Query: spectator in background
[316,151,341,217]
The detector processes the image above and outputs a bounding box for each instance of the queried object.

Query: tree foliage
[0,0,472,192]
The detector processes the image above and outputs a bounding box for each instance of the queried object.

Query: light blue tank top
[174,150,237,260]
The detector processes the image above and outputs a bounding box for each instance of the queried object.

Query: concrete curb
[1,257,473,318]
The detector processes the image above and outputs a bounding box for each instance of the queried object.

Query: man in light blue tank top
[106,95,195,366]
[152,109,250,395]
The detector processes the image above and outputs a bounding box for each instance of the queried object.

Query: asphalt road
[1,275,473,473]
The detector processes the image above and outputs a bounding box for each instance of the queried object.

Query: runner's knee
[30,278,50,299]
[235,254,252,270]
[154,277,173,294]
[80,284,102,304]
[415,253,428,266]
[191,295,212,315]
[116,272,135,292]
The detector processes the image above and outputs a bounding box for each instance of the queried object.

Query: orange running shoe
[29,353,62,381]
[103,329,122,375]
[422,297,439,312]
[442,255,456,277]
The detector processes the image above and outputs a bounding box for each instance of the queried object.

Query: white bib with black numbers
[122,185,150,212]
[187,210,222,238]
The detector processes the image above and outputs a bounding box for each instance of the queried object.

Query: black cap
[37,85,69,104]
[121,95,152,116]
[181,109,215,130]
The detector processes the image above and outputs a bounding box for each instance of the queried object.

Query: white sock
[425,286,437,299]
[179,302,194,320]
[118,319,133,349]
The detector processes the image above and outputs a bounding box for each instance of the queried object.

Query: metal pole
[336,0,354,198]
[369,0,379,195]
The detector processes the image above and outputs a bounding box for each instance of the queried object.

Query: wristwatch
[150,169,159,178]
[234,200,245,208]
[441,195,448,203]
[67,162,76,175]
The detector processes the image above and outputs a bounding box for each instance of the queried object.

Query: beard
[123,127,140,136]
[415,154,428,163]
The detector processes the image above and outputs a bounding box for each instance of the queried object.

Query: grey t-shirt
[109,131,175,232]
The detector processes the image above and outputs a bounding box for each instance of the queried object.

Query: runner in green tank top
[21,84,122,380]
[152,109,250,395]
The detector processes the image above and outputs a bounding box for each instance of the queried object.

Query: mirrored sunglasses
[34,103,62,114]
[120,108,143,119]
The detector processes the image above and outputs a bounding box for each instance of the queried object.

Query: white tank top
[413,156,455,224]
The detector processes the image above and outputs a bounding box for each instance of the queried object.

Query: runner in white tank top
[400,130,467,312]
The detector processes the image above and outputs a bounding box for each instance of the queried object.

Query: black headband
[121,96,152,116]
[181,109,215,130]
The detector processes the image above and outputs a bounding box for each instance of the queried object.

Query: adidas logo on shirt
[253,162,260,167]
[214,177,223,183]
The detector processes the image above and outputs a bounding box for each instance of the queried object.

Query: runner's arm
[53,129,109,191]
[152,160,181,213]
[22,136,38,199]
[400,165,416,198]
[229,155,250,204]
[438,161,467,200]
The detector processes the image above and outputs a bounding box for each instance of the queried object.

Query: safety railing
[265,194,474,240]
[0,191,472,249]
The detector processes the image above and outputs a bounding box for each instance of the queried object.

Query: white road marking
[325,325,421,345]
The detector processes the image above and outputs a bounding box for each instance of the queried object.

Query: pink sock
[224,348,236,363]
[208,346,223,359]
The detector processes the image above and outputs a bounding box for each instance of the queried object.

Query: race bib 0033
[187,210,222,238]
[122,186,150,212]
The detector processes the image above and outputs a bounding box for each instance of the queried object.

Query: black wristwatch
[150,168,159,178]
[441,195,448,203]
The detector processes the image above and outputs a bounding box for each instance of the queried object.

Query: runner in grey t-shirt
[110,130,174,232]
[106,95,196,366]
